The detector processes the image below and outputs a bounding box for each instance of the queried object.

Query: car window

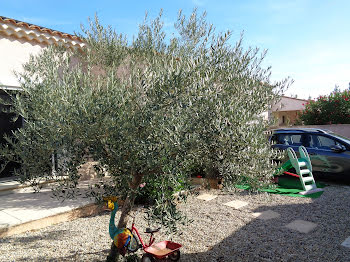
[274,134,302,146]
[275,134,289,145]
[270,134,278,144]
[302,134,317,148]
[289,134,302,146]
[315,135,342,150]
[272,134,287,145]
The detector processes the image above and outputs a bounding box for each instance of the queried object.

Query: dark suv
[270,128,350,181]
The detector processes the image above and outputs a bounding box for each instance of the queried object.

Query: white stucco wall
[271,96,307,112]
[0,35,45,86]
[260,111,269,121]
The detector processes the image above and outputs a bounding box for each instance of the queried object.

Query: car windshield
[331,133,350,144]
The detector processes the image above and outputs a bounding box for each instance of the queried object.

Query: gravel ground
[1,184,350,262]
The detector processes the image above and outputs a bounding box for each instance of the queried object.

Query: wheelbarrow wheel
[168,250,181,261]
[141,253,155,262]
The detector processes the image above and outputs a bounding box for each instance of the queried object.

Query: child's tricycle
[104,196,182,261]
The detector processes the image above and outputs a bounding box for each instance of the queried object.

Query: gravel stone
[1,184,350,261]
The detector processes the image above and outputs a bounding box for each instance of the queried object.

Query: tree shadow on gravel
[15,249,110,262]
[0,229,70,244]
[179,194,350,261]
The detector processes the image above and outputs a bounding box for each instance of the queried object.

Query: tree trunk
[106,241,118,262]
[107,172,144,261]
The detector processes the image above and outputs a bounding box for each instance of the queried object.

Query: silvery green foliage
[0,10,288,233]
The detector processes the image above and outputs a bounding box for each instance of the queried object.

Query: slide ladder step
[299,169,311,176]
[298,161,307,167]
[302,176,315,183]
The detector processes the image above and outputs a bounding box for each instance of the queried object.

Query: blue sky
[2,0,350,99]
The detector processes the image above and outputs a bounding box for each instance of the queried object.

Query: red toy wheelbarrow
[142,240,182,261]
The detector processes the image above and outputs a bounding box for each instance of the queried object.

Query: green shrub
[298,88,350,124]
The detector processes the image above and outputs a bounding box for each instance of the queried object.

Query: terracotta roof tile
[0,16,84,47]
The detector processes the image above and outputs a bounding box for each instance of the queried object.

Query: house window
[282,115,285,124]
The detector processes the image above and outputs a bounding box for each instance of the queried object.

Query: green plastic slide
[274,160,293,176]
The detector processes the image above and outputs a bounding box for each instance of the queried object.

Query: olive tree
[0,9,289,260]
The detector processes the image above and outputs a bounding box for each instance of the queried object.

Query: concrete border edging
[0,203,104,238]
